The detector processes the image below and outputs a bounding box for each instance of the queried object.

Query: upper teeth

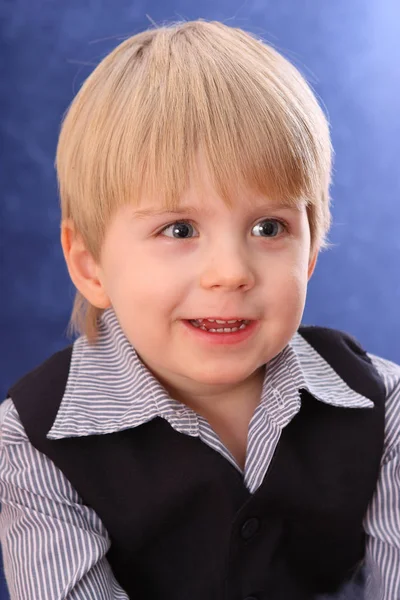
[194,319,243,324]
[189,318,250,333]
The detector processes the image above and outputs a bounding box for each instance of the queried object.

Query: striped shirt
[0,308,400,599]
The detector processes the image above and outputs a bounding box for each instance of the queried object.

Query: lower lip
[182,320,259,345]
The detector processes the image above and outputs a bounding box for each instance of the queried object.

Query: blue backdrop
[1,1,399,597]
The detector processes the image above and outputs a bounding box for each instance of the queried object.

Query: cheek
[266,252,309,309]
[103,248,187,317]
[289,259,309,300]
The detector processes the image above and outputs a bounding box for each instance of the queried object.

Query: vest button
[241,517,260,540]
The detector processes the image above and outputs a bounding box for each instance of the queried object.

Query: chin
[191,365,257,387]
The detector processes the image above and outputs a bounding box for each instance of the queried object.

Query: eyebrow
[132,201,302,218]
[133,207,201,218]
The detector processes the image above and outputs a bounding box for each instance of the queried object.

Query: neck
[158,366,265,420]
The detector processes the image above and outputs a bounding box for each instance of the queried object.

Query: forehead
[132,200,304,221]
[132,179,306,218]
[134,197,306,221]
[130,148,305,216]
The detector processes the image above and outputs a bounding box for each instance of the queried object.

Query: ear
[61,220,111,309]
[307,248,319,280]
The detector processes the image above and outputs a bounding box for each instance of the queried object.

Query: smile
[189,318,250,333]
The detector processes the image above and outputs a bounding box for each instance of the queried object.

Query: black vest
[8,327,386,600]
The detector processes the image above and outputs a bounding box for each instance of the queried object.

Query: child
[0,19,399,600]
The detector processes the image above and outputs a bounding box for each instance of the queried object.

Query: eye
[160,221,198,239]
[252,219,285,238]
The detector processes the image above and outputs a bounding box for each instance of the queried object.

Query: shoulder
[296,326,400,456]
[298,325,369,356]
[296,326,386,406]
[367,353,400,394]
[0,397,97,523]
[6,345,74,441]
[0,349,74,448]
[0,397,28,448]
[8,345,74,399]
[367,353,400,459]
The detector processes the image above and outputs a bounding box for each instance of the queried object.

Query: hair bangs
[114,27,326,215]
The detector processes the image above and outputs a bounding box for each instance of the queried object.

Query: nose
[199,244,255,292]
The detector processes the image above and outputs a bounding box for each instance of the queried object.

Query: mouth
[182,317,258,346]
[188,318,251,333]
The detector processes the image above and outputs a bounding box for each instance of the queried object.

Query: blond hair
[56,19,333,342]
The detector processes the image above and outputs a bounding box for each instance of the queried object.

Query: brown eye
[252,219,284,237]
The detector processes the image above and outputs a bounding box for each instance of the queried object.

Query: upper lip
[187,317,253,321]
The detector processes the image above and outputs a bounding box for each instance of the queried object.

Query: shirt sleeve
[363,354,400,600]
[0,398,129,600]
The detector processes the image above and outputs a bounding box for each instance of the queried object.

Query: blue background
[1,1,399,597]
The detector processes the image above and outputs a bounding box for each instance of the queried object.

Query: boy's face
[91,167,317,399]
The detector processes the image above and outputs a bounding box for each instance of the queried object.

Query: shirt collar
[46,309,373,440]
